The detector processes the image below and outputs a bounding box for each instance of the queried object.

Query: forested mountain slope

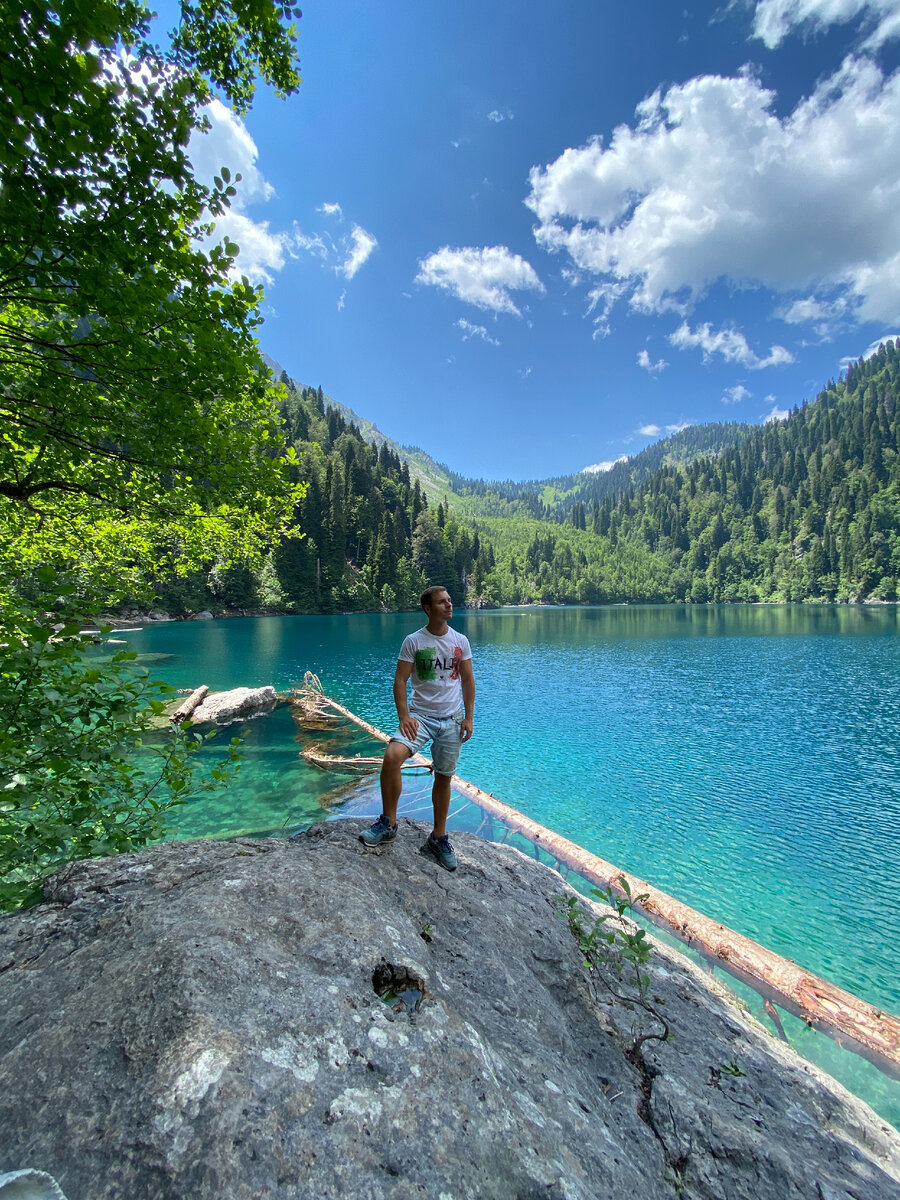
[152,375,495,614]
[152,342,899,613]
[261,353,453,502]
[470,340,900,605]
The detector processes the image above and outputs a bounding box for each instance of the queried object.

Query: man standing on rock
[360,585,474,870]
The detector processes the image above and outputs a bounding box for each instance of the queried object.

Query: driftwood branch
[302,681,900,1081]
[170,685,208,725]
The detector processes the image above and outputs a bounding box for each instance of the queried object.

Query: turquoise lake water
[126,604,900,1125]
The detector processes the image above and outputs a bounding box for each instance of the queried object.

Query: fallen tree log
[302,745,428,774]
[169,685,208,725]
[306,681,900,1081]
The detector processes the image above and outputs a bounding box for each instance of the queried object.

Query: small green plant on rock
[556,875,670,1050]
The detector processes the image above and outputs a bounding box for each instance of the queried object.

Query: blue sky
[173,1,900,480]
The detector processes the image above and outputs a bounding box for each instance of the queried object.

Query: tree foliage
[0,1,303,908]
[0,573,240,911]
[0,1,303,588]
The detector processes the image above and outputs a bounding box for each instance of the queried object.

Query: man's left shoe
[425,833,458,871]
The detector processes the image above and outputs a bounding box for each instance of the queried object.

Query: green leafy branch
[556,875,670,1051]
[0,571,241,911]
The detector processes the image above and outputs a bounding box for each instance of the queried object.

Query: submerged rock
[190,685,278,725]
[0,825,897,1200]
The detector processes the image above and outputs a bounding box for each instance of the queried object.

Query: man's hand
[393,660,416,740]
[398,713,419,740]
[459,658,475,744]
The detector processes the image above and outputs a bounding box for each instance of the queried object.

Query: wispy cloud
[637,348,669,374]
[416,245,544,316]
[639,421,690,437]
[487,107,514,123]
[318,201,343,217]
[292,230,330,259]
[752,0,900,49]
[341,225,378,279]
[778,294,849,338]
[455,318,500,346]
[670,322,793,369]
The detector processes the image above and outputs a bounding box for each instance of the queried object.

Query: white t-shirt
[398,626,472,717]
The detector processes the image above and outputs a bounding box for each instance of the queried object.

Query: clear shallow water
[128,605,900,1122]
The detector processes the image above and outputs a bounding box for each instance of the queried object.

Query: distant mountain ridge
[262,352,752,512]
[445,422,756,521]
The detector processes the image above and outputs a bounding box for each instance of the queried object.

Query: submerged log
[310,684,900,1081]
[169,684,208,725]
[302,745,427,774]
[289,672,345,730]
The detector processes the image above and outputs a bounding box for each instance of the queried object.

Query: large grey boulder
[190,685,278,725]
[0,824,897,1200]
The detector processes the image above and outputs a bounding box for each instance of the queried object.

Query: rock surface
[1,823,898,1200]
[190,685,278,725]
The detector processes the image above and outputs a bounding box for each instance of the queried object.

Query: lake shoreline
[95,596,900,627]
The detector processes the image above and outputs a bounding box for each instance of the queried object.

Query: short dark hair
[420,585,449,611]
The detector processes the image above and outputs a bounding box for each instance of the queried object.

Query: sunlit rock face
[1,824,898,1200]
[190,685,278,725]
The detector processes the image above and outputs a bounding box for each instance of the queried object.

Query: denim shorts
[390,707,465,776]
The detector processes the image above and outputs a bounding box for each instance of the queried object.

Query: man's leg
[431,772,452,838]
[380,740,412,826]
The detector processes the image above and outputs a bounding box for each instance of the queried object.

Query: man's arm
[393,659,418,739]
[459,657,475,742]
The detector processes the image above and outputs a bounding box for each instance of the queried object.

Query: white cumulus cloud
[190,100,288,285]
[839,332,900,366]
[639,424,662,436]
[341,225,378,279]
[765,402,791,421]
[526,57,900,327]
[456,318,500,346]
[319,201,343,217]
[637,348,669,374]
[753,1,900,49]
[670,322,794,369]
[416,246,545,316]
[722,384,752,404]
[583,456,629,473]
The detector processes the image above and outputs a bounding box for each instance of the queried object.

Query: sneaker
[359,814,398,846]
[425,833,458,871]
